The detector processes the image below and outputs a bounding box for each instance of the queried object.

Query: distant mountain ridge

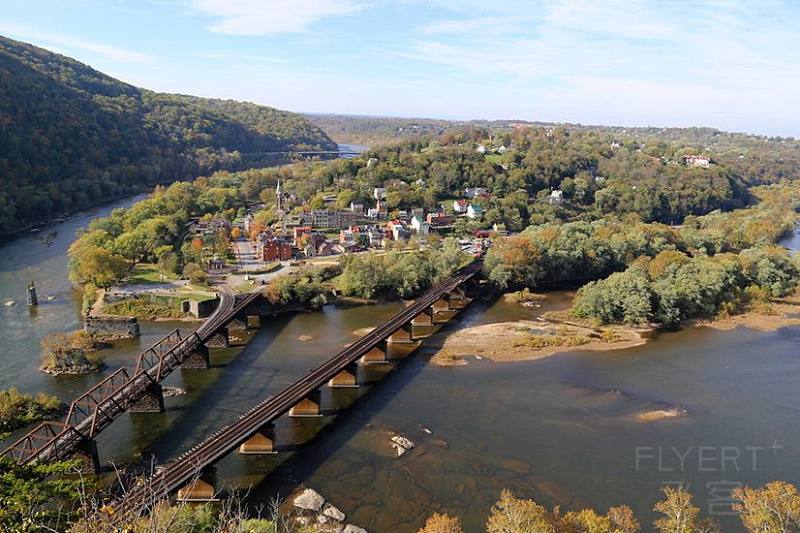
[0,34,336,235]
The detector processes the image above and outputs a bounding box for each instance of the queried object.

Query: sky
[2,0,799,137]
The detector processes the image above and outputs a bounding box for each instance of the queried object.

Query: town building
[467,204,484,219]
[427,212,454,228]
[256,234,292,261]
[453,199,469,213]
[465,187,489,199]
[548,190,564,205]
[683,155,712,167]
[299,209,358,229]
[373,187,387,200]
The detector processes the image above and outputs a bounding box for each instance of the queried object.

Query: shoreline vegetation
[39,331,106,375]
[0,388,64,434]
[431,286,800,367]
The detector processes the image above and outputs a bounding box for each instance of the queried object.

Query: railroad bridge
[2,260,483,518]
[1,285,267,472]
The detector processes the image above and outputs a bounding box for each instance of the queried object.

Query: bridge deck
[113,261,481,517]
[1,286,259,466]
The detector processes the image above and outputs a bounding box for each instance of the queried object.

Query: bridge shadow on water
[236,296,499,510]
[133,313,297,464]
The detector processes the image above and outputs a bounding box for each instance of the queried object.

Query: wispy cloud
[189,0,369,35]
[0,22,154,64]
[193,52,288,64]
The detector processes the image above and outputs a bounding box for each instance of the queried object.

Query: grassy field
[125,263,176,284]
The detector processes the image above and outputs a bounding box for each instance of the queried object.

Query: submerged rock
[343,526,368,533]
[4,300,15,307]
[390,435,416,450]
[322,504,346,522]
[294,488,325,512]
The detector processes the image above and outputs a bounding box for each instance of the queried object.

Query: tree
[733,481,800,533]
[418,513,463,533]
[486,490,557,533]
[653,486,718,533]
[0,457,79,532]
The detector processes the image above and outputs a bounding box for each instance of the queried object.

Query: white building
[373,187,387,200]
[465,187,489,199]
[453,199,469,213]
[683,155,711,168]
[467,204,484,219]
[476,145,487,154]
[548,190,564,205]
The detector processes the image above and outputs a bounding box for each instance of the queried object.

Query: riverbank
[431,289,800,367]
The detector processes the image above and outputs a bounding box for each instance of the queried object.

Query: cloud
[190,0,368,35]
[194,52,288,64]
[0,22,154,64]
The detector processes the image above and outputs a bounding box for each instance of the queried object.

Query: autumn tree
[486,490,558,533]
[653,486,718,533]
[418,512,463,533]
[733,481,800,533]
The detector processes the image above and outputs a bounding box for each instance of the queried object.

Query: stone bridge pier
[176,467,219,503]
[289,389,322,417]
[329,362,360,387]
[238,423,277,455]
[129,382,166,413]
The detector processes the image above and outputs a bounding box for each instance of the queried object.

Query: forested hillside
[0,35,336,235]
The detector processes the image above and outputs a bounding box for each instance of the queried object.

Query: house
[465,187,489,199]
[548,190,564,205]
[427,212,454,228]
[475,145,487,154]
[496,145,507,154]
[467,204,484,219]
[317,241,338,256]
[411,207,425,220]
[350,202,364,214]
[392,225,411,241]
[611,141,622,150]
[299,210,358,229]
[453,199,469,213]
[373,187,387,200]
[492,223,509,236]
[683,155,711,168]
[410,215,429,236]
[256,234,292,261]
[367,227,386,248]
[293,226,313,246]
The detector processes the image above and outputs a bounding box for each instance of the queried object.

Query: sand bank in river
[431,319,648,366]
[431,290,800,366]
[690,294,800,332]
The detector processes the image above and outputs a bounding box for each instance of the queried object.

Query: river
[0,202,798,531]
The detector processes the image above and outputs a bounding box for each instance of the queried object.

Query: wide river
[0,200,798,532]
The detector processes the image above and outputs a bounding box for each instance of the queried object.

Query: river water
[0,201,798,532]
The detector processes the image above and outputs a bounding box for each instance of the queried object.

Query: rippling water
[0,208,798,531]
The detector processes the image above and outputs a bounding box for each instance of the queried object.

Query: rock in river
[294,488,325,512]
[343,526,368,533]
[322,503,346,522]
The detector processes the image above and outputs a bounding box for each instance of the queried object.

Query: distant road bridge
[112,260,482,517]
[1,285,265,472]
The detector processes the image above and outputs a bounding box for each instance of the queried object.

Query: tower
[27,280,38,306]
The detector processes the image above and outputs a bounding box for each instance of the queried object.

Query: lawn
[125,263,176,284]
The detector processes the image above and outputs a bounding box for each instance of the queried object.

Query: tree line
[0,35,335,236]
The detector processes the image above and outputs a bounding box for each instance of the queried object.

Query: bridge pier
[72,438,100,474]
[387,323,416,344]
[246,315,261,329]
[289,389,322,417]
[447,287,469,309]
[360,343,388,365]
[411,307,434,326]
[181,344,210,370]
[329,363,359,387]
[239,424,277,454]
[206,327,229,348]
[227,317,248,332]
[129,382,165,413]
[176,467,218,502]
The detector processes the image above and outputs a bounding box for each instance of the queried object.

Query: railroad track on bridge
[112,260,482,517]
[1,285,260,467]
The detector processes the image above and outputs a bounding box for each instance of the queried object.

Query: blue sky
[2,0,799,136]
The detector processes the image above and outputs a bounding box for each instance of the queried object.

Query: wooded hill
[0,35,337,235]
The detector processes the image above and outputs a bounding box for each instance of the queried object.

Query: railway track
[1,285,256,466]
[113,261,481,517]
